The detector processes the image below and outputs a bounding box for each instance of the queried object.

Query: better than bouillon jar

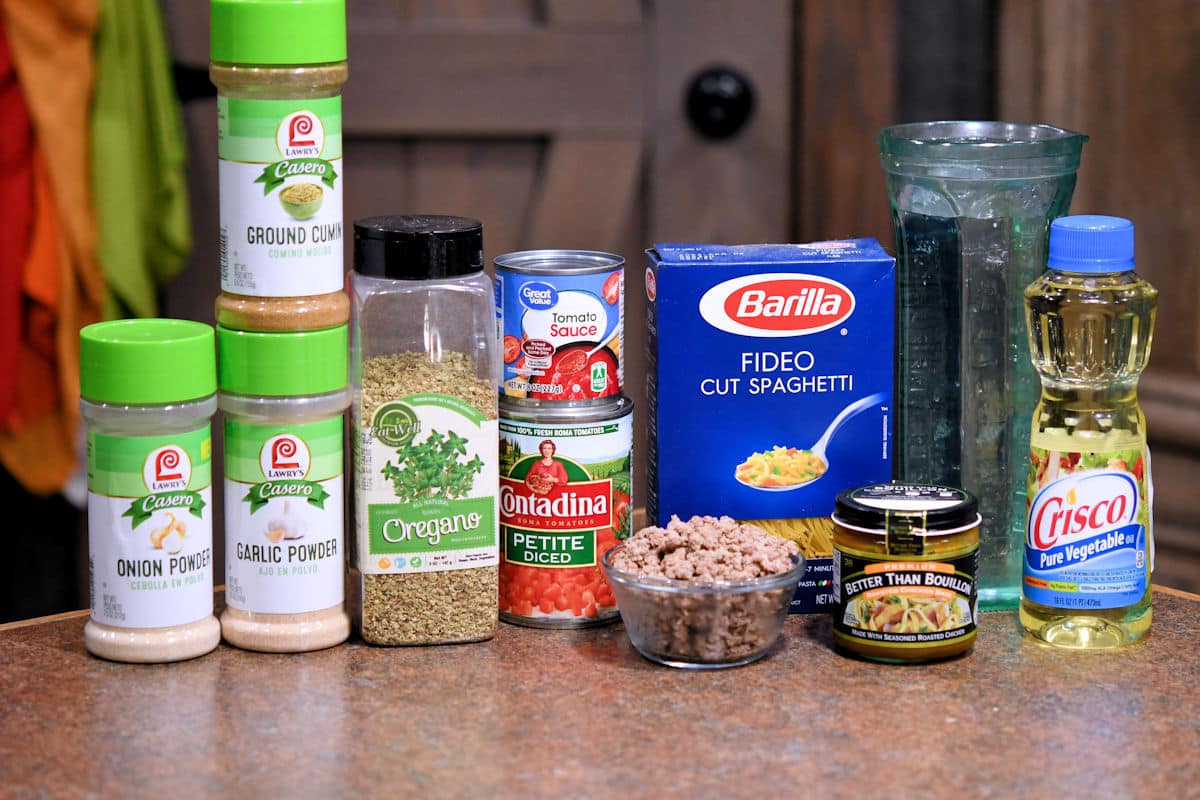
[218,325,350,653]
[351,216,499,645]
[211,0,349,331]
[81,320,220,663]
[832,483,980,663]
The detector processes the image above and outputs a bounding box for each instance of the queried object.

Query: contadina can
[499,396,633,626]
[495,249,624,404]
[832,483,980,663]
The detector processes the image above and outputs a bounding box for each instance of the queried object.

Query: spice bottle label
[217,96,344,297]
[356,393,499,573]
[224,417,345,614]
[87,428,214,628]
[833,549,978,647]
[1024,444,1150,610]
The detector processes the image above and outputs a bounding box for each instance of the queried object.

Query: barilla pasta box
[645,240,895,612]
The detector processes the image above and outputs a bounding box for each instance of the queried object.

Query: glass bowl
[601,545,804,669]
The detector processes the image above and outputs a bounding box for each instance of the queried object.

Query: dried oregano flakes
[355,352,499,645]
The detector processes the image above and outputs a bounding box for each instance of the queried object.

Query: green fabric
[80,319,216,404]
[90,0,192,321]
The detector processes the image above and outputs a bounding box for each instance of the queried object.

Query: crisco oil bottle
[1021,215,1157,648]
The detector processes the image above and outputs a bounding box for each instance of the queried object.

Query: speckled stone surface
[1,589,1198,798]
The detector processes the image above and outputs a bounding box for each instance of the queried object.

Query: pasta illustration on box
[645,242,895,612]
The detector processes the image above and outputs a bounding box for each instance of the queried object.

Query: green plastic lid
[80,319,216,405]
[211,0,347,65]
[217,325,347,396]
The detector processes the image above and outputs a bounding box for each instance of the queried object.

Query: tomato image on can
[498,398,633,627]
[495,250,624,404]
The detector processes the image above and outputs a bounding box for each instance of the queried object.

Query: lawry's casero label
[357,393,498,574]
[88,429,214,628]
[1024,447,1150,610]
[646,241,895,613]
[496,260,623,402]
[218,97,344,297]
[224,418,344,614]
[498,407,632,624]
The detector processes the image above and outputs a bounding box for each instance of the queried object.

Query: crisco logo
[260,434,310,480]
[143,446,191,493]
[1028,469,1138,551]
[277,111,324,158]
[698,273,855,337]
[518,281,558,311]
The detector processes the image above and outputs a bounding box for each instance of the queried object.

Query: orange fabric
[0,28,34,420]
[0,0,103,495]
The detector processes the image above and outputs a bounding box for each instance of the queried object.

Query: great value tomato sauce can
[498,396,633,627]
[495,249,624,404]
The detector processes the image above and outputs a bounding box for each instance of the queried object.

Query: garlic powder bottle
[217,324,351,652]
[81,320,221,663]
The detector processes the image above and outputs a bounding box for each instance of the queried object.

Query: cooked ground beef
[611,515,799,580]
[608,516,801,665]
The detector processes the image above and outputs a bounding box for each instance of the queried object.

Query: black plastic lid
[353,215,484,279]
[833,482,978,532]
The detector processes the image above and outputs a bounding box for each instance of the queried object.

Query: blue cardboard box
[645,240,895,611]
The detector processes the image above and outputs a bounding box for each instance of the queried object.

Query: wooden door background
[162,0,793,584]
[161,0,1199,592]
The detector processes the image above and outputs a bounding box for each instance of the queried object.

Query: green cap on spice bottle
[210,0,347,65]
[217,324,348,397]
[80,319,217,405]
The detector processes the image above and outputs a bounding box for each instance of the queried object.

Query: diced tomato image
[602,271,621,305]
[502,334,521,363]
[498,544,618,620]
[527,343,619,400]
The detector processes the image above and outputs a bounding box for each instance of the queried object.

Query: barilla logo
[1027,470,1140,570]
[698,273,855,337]
[143,446,191,493]
[519,281,559,311]
[277,111,324,158]
[499,478,610,530]
[261,434,310,480]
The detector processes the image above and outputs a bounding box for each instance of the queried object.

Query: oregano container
[218,324,351,652]
[81,319,220,663]
[350,215,500,645]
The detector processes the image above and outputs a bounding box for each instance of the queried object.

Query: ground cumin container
[499,397,633,627]
[832,483,980,663]
[80,320,220,663]
[218,325,350,653]
[495,249,624,404]
[211,0,349,331]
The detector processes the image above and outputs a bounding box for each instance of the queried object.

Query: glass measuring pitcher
[879,121,1087,610]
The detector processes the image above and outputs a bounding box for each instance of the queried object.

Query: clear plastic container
[210,0,350,331]
[350,216,500,645]
[1021,216,1157,649]
[80,319,221,663]
[217,325,351,652]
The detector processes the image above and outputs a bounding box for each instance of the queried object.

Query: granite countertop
[2,587,1198,798]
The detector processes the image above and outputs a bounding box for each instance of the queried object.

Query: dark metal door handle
[685,66,756,140]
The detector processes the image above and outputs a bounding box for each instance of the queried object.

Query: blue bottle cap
[1047,215,1135,273]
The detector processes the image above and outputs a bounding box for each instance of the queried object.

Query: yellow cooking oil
[1020,216,1156,649]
